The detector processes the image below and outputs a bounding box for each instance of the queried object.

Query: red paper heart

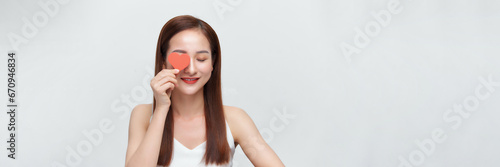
[167,52,190,71]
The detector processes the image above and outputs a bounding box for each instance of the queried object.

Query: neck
[171,88,205,119]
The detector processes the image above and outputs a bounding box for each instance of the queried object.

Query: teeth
[184,78,197,81]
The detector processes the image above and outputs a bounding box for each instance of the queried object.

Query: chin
[177,86,203,95]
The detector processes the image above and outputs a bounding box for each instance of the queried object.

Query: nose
[183,56,196,75]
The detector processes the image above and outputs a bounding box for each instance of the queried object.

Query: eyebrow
[172,49,209,54]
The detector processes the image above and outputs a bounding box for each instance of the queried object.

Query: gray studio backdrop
[1,0,500,166]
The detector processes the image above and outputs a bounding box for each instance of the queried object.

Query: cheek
[197,63,213,73]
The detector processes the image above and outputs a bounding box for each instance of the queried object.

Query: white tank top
[152,106,236,167]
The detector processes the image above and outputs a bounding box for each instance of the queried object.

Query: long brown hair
[152,15,229,166]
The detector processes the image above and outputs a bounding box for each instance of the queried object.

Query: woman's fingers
[151,69,179,88]
[156,77,178,90]
[150,68,180,107]
[149,68,179,110]
[163,82,175,97]
[151,69,178,81]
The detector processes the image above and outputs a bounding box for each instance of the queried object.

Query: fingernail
[175,69,179,72]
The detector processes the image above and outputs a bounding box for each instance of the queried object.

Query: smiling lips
[181,77,199,84]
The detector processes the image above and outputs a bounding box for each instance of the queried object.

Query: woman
[125,15,284,167]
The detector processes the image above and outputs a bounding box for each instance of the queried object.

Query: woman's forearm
[126,106,169,167]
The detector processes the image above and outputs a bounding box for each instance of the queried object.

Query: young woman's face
[165,28,213,95]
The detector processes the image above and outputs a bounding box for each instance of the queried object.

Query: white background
[1,0,500,166]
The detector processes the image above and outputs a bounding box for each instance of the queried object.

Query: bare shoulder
[129,103,153,127]
[125,104,153,165]
[223,105,252,123]
[223,105,246,116]
[223,105,257,143]
[222,106,284,166]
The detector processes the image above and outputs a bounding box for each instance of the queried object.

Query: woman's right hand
[150,69,179,110]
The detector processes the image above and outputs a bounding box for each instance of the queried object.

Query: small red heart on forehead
[167,52,190,71]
